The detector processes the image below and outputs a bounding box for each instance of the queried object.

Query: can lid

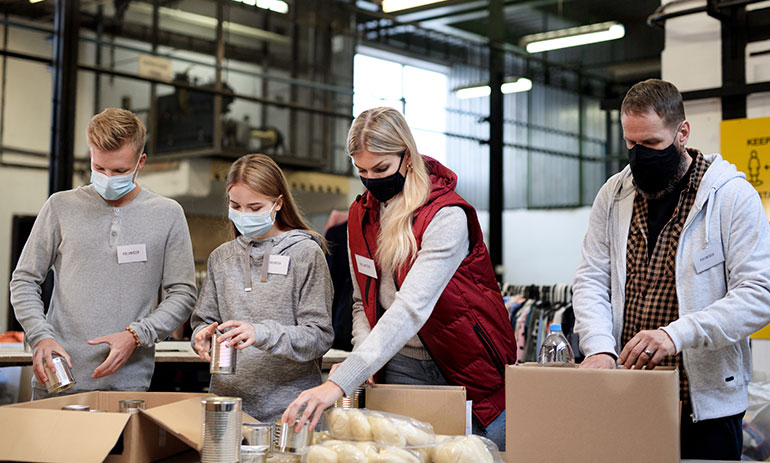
[202,396,241,411]
[62,405,90,411]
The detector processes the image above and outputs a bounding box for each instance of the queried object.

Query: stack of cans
[201,397,242,463]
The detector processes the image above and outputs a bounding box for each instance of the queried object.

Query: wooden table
[0,341,351,369]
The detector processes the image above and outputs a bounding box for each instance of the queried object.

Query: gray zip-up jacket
[573,152,770,421]
[191,230,334,421]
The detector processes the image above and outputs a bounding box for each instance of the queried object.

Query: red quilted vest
[347,156,517,427]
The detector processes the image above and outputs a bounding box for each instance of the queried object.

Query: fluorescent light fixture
[382,0,446,13]
[29,0,45,3]
[232,0,289,14]
[521,21,625,54]
[455,77,533,99]
[501,77,533,94]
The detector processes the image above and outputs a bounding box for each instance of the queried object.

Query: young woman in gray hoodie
[191,153,334,421]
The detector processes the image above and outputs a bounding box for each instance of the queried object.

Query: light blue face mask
[91,156,141,201]
[229,202,277,238]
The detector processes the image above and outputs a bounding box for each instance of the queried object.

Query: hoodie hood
[357,155,458,211]
[612,149,746,247]
[613,150,745,204]
[235,229,322,291]
[235,229,322,254]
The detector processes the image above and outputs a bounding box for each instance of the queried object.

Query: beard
[635,147,691,200]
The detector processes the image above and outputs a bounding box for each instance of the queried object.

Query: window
[353,52,448,163]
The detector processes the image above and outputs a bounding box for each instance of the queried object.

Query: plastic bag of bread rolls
[303,441,423,463]
[323,408,435,446]
[429,435,502,463]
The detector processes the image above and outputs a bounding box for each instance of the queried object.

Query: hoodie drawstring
[243,239,275,290]
[260,240,274,283]
[243,241,254,292]
[703,187,717,248]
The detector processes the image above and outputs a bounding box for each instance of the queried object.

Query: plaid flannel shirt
[622,150,709,405]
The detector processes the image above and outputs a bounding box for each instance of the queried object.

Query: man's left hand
[88,331,137,378]
[618,329,676,370]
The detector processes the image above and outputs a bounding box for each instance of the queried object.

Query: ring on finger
[643,349,654,356]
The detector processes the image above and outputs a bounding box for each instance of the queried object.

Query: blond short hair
[87,108,146,157]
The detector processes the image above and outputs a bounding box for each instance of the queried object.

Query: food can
[334,385,366,409]
[45,354,75,395]
[119,399,146,414]
[201,397,242,463]
[210,330,237,375]
[240,445,267,463]
[242,422,273,450]
[273,416,313,454]
[61,404,90,411]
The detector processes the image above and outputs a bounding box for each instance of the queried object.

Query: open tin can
[210,330,237,374]
[119,399,146,414]
[45,353,75,395]
[273,416,313,454]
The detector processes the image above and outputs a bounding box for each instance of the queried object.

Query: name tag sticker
[117,244,147,264]
[694,245,725,273]
[355,254,378,279]
[268,255,290,275]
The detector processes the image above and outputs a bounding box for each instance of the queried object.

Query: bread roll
[306,445,339,463]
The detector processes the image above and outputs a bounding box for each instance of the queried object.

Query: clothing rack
[501,283,581,364]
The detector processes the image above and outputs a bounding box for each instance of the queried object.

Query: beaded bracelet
[125,327,141,348]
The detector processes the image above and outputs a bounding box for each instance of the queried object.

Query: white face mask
[229,202,277,238]
[91,156,141,201]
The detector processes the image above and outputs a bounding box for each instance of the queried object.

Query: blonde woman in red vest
[283,107,516,449]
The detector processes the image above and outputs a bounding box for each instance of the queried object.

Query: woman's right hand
[193,322,219,362]
[282,381,345,432]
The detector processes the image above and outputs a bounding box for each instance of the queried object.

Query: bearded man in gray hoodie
[573,79,770,460]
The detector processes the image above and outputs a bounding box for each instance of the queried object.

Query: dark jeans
[681,403,744,460]
[382,353,507,451]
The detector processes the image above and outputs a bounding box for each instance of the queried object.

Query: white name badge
[268,255,290,275]
[355,254,378,279]
[117,244,147,264]
[693,245,725,274]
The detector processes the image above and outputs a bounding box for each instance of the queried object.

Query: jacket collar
[357,155,458,213]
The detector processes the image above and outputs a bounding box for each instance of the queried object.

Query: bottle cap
[550,323,562,331]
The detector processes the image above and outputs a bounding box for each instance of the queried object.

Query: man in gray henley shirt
[10,108,197,398]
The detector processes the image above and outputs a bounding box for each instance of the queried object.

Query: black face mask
[360,150,407,203]
[628,142,682,195]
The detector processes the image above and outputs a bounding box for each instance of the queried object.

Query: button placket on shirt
[110,208,121,246]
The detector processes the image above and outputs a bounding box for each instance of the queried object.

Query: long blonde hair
[226,153,326,251]
[348,107,431,273]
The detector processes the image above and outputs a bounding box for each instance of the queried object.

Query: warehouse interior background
[0,0,769,359]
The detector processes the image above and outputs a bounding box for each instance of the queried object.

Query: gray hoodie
[573,152,770,421]
[191,230,334,421]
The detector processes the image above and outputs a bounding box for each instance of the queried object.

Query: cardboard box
[365,384,467,435]
[505,365,679,463]
[0,391,254,463]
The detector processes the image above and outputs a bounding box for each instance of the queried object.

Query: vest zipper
[474,324,505,375]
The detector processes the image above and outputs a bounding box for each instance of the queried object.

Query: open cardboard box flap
[140,396,257,451]
[0,391,254,463]
[0,407,130,463]
[365,384,467,435]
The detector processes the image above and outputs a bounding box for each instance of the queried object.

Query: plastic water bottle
[537,323,575,367]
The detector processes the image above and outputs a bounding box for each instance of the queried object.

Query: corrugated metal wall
[444,62,618,210]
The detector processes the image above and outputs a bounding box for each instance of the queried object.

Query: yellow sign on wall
[721,117,770,339]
